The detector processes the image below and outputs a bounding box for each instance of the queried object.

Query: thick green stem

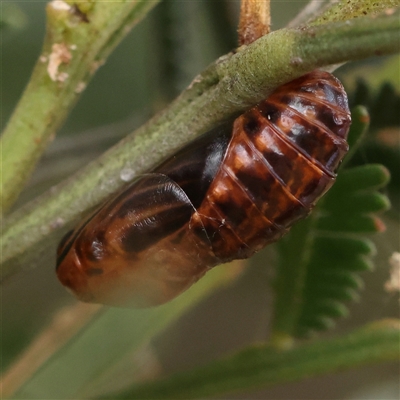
[0,0,160,212]
[309,0,400,25]
[1,12,399,282]
[100,320,400,400]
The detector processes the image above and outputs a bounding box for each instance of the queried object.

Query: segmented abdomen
[56,70,351,308]
[191,70,350,261]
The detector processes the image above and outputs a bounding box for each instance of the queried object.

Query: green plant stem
[1,12,399,282]
[0,0,160,212]
[309,0,400,25]
[99,320,400,400]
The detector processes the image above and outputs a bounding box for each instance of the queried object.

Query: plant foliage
[350,79,400,190]
[272,106,392,339]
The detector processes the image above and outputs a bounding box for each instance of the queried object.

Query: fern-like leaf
[296,165,390,336]
[271,106,391,340]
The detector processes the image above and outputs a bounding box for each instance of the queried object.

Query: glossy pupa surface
[56,71,351,307]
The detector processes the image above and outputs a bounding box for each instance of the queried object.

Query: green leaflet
[271,105,392,339]
[350,79,400,190]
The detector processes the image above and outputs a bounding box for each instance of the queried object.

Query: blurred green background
[1,1,399,399]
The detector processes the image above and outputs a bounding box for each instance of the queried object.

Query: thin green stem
[271,216,317,347]
[1,12,399,282]
[100,320,400,400]
[4,262,244,399]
